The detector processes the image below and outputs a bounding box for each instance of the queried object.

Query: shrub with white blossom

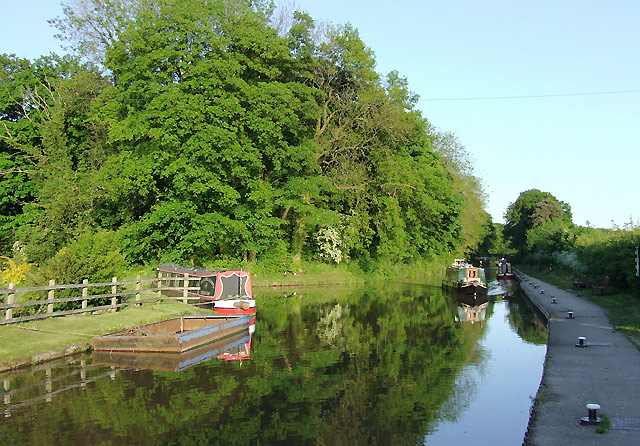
[316,226,348,264]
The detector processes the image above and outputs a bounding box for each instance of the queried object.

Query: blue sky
[1,1,638,229]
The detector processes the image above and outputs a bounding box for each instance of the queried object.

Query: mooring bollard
[576,336,587,347]
[567,311,574,319]
[580,403,602,425]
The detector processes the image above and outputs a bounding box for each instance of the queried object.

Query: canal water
[0,277,546,445]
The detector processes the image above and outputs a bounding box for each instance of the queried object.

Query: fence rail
[1,273,205,325]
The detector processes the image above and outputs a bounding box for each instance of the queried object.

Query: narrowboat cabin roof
[156,263,221,277]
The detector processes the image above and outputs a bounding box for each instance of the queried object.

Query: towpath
[517,271,640,445]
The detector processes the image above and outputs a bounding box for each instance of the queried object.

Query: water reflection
[0,281,545,446]
[426,287,546,445]
[448,293,489,325]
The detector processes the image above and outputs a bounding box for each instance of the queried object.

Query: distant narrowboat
[497,258,514,280]
[442,259,488,296]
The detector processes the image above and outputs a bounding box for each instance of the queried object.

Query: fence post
[183,272,189,304]
[48,280,55,314]
[4,283,15,320]
[111,277,117,312]
[45,368,52,403]
[80,360,87,389]
[82,279,88,311]
[156,271,163,300]
[136,275,141,305]
[3,379,10,418]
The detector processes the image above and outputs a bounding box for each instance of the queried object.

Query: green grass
[250,261,366,287]
[0,300,214,366]
[516,264,576,291]
[596,414,611,434]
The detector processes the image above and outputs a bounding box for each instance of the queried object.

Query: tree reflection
[0,282,539,445]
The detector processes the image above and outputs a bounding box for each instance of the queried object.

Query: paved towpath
[517,271,640,445]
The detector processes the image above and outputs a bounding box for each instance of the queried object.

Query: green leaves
[2,0,485,268]
[504,189,573,253]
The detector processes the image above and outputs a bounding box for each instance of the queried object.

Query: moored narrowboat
[156,263,252,301]
[442,259,488,295]
[497,258,514,279]
[213,297,256,315]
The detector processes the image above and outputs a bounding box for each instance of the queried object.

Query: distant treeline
[0,0,492,282]
[503,189,640,293]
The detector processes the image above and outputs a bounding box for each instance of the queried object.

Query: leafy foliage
[1,0,491,275]
[504,188,572,253]
[0,255,33,285]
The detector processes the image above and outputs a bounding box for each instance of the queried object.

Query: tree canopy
[0,0,489,277]
[504,189,572,253]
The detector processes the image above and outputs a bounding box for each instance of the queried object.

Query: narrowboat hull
[442,260,488,296]
[213,298,256,315]
[90,315,251,353]
[442,281,488,295]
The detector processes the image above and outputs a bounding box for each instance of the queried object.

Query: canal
[0,277,546,445]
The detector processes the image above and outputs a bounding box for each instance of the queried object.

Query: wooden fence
[0,273,203,326]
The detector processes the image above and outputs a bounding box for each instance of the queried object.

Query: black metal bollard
[580,403,602,425]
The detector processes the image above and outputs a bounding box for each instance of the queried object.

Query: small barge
[92,325,254,371]
[90,315,252,353]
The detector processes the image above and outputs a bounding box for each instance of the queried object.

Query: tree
[504,189,572,253]
[0,53,97,258]
[92,0,326,263]
[50,0,143,68]
[427,125,489,254]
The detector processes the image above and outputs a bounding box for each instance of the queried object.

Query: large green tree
[0,53,100,259]
[427,125,490,255]
[91,0,326,263]
[504,189,572,253]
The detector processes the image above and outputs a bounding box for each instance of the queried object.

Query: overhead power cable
[421,89,640,101]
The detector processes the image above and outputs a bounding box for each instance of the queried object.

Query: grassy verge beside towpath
[0,300,214,372]
[517,265,640,346]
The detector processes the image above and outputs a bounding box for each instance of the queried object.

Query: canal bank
[517,271,640,445]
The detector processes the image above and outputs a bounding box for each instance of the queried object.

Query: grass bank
[0,300,214,371]
[516,264,640,342]
[248,257,448,288]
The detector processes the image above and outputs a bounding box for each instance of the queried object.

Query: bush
[39,229,127,284]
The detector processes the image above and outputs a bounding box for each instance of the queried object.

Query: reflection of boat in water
[496,258,514,280]
[442,259,488,295]
[92,319,255,371]
[450,294,489,324]
[91,315,252,353]
[217,322,255,361]
[156,263,255,315]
